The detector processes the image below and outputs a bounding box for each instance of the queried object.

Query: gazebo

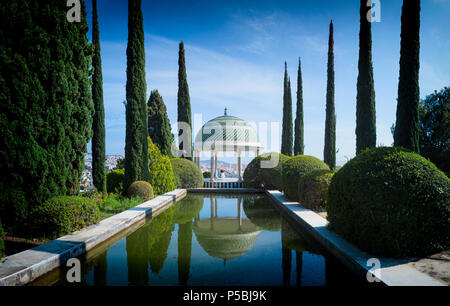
[193,108,263,185]
[193,197,261,264]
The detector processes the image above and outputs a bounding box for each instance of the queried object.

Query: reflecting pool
[31,194,364,286]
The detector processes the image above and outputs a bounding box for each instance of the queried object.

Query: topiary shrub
[106,168,125,193]
[327,147,450,258]
[243,152,289,190]
[148,137,176,195]
[203,171,211,179]
[170,158,204,188]
[126,181,154,201]
[0,220,5,257]
[31,196,100,240]
[298,169,334,212]
[281,155,330,201]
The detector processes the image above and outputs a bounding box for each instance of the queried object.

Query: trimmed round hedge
[170,158,204,188]
[106,168,124,194]
[127,181,154,201]
[298,169,334,212]
[31,196,100,239]
[243,152,289,190]
[327,147,450,258]
[281,155,330,201]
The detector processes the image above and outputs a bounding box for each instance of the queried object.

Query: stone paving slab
[266,190,447,286]
[0,189,187,286]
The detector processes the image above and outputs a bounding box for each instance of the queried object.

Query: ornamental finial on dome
[224,107,228,116]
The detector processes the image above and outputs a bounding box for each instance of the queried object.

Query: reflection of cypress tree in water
[295,251,302,286]
[126,229,149,285]
[178,221,193,286]
[149,225,174,274]
[94,250,108,286]
[282,244,292,286]
[281,219,320,286]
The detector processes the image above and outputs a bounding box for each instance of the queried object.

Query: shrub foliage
[147,137,175,195]
[327,147,450,257]
[243,152,288,190]
[0,0,94,228]
[298,169,334,211]
[106,168,125,194]
[31,196,100,239]
[171,158,203,188]
[126,181,154,201]
[281,155,330,201]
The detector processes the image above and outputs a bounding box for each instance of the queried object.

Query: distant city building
[80,154,124,191]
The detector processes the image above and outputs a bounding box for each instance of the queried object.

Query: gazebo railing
[203,180,244,189]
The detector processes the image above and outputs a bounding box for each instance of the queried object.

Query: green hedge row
[31,196,100,240]
[171,158,203,188]
[243,152,288,190]
[281,155,330,201]
[327,147,450,257]
[298,169,334,211]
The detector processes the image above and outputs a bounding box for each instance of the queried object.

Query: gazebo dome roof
[194,112,263,151]
[193,217,261,260]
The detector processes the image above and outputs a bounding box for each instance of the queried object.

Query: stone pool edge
[265,190,446,286]
[0,189,187,286]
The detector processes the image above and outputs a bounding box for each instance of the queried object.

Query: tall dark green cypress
[324,21,336,169]
[294,58,304,156]
[148,90,174,157]
[124,0,149,191]
[394,0,421,153]
[281,62,293,156]
[91,0,106,193]
[356,0,376,154]
[177,42,192,160]
[0,0,93,227]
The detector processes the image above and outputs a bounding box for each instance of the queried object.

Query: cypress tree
[294,58,304,156]
[0,0,94,227]
[91,0,106,193]
[124,0,149,191]
[281,62,293,156]
[148,90,174,157]
[356,0,377,154]
[177,42,192,160]
[394,0,421,153]
[324,20,336,169]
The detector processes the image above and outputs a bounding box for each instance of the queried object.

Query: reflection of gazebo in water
[193,108,263,187]
[193,197,261,264]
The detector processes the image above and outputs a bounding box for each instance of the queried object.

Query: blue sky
[85,0,450,165]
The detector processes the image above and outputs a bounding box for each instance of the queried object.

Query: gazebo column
[210,151,214,182]
[237,150,242,181]
[214,152,218,180]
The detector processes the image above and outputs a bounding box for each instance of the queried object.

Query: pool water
[31,194,364,286]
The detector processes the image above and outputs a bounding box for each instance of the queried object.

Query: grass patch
[98,194,144,219]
